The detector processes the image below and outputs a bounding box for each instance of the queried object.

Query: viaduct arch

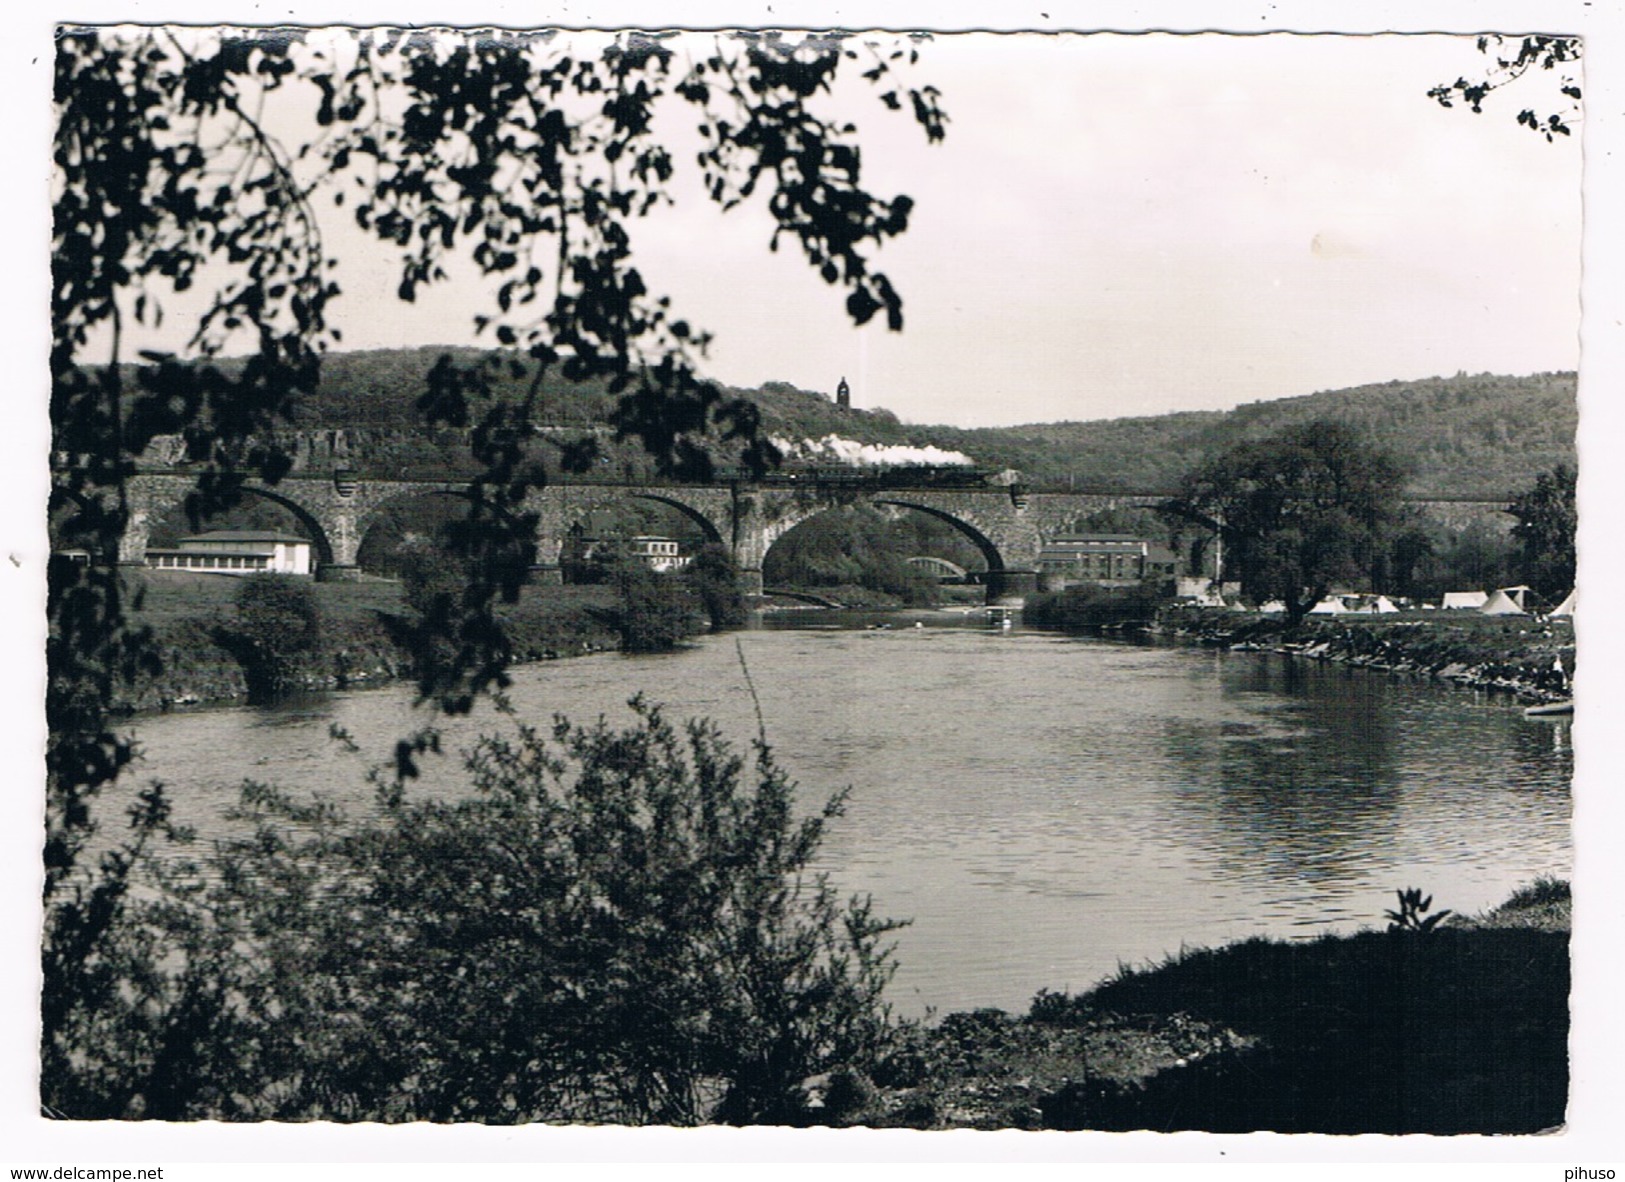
[116,470,1513,604]
[122,472,1048,601]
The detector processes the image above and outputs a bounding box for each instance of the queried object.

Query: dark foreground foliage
[43,701,902,1124]
[881,936,1564,1132]
[47,28,944,1117]
[1049,926,1569,1133]
[809,883,1569,1133]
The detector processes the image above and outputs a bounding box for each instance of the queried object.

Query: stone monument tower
[836,376,851,409]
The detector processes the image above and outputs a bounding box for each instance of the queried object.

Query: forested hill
[278,348,1575,498]
[952,371,1578,497]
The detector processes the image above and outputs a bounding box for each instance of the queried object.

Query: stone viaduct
[119,467,1512,604]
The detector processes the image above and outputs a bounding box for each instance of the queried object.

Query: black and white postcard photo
[8,2,1623,1174]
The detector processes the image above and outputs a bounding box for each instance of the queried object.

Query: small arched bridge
[908,556,970,582]
[117,466,1511,604]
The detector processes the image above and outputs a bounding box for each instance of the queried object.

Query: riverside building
[146,530,314,576]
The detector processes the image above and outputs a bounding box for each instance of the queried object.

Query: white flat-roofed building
[146,530,314,576]
[631,536,690,572]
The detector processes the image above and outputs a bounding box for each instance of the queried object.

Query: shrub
[47,701,904,1124]
[865,551,940,607]
[395,536,469,620]
[1025,581,1166,629]
[685,543,750,629]
[1385,887,1453,935]
[613,559,700,653]
[218,573,322,700]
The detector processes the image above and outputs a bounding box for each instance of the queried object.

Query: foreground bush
[44,701,902,1124]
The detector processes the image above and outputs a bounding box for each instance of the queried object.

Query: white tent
[1308,596,1348,615]
[1480,589,1527,616]
[1342,595,1399,614]
[1257,600,1287,614]
[1442,590,1488,610]
[1549,589,1576,618]
[1498,585,1533,610]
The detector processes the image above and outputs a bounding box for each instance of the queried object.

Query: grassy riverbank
[831,879,1570,1132]
[120,571,621,711]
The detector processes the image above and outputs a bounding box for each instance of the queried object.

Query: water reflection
[1154,653,1569,927]
[1161,660,1402,889]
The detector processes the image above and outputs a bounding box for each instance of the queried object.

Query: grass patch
[1049,925,1569,1132]
[847,881,1570,1133]
[1504,875,1572,910]
[854,1007,1255,1130]
[1459,876,1572,933]
[119,571,620,711]
[128,568,411,623]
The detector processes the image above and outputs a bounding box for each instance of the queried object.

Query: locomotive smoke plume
[772,435,974,468]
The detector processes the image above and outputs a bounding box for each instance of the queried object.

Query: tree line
[171,346,1576,501]
[1162,422,1575,624]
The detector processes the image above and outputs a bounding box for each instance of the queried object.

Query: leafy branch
[1428,34,1581,142]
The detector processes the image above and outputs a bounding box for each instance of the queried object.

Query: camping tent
[1342,595,1400,614]
[1442,590,1488,610]
[1479,589,1527,616]
[1308,596,1348,615]
[1549,589,1575,618]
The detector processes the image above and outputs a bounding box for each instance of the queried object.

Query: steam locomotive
[713,462,1012,490]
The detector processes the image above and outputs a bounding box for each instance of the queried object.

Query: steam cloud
[771,434,974,468]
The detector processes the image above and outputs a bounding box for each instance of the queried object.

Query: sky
[649,32,1583,426]
[244,30,1585,428]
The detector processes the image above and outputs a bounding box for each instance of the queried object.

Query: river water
[126,615,1572,1015]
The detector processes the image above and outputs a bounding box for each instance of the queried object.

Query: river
[126,615,1572,1016]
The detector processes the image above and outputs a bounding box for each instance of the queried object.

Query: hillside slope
[963,371,1576,496]
[244,348,1576,498]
